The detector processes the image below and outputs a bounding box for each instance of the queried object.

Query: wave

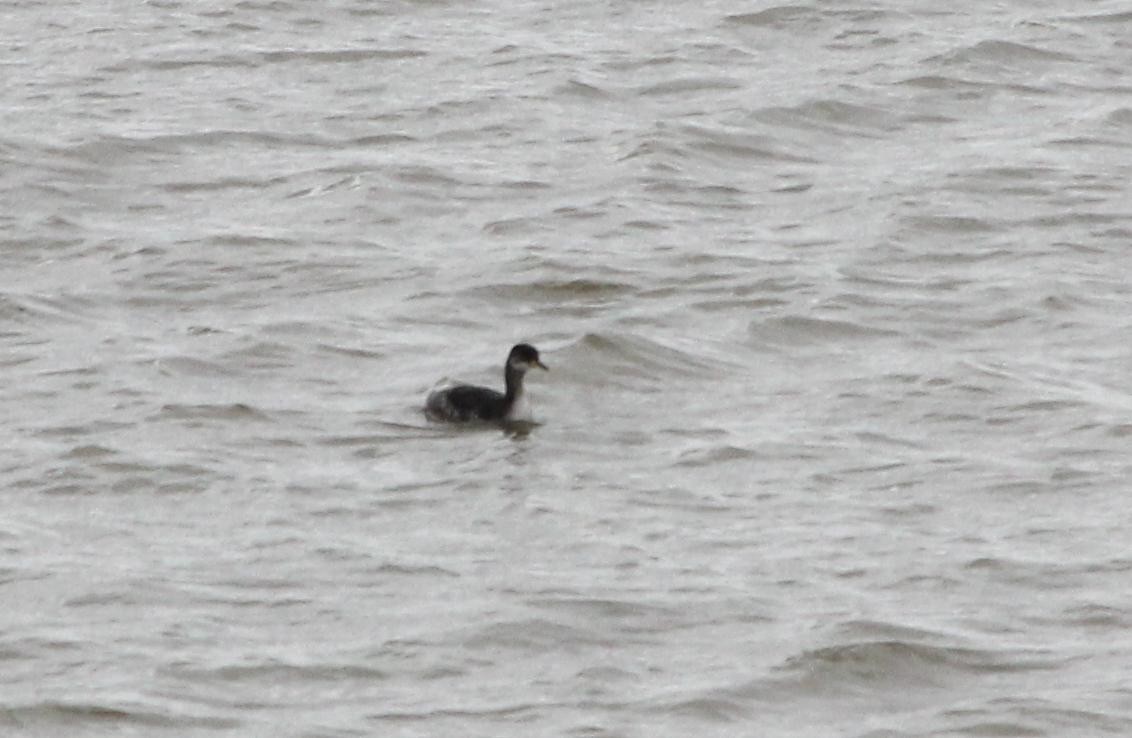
[724,6,824,30]
[749,314,901,347]
[0,292,101,327]
[553,332,731,387]
[0,700,238,730]
[769,638,1065,694]
[156,403,272,421]
[636,77,743,97]
[752,99,903,136]
[929,40,1077,67]
[165,660,388,684]
[99,46,427,74]
[53,131,338,163]
[460,618,615,651]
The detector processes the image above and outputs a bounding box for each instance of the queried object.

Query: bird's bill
[534,359,549,371]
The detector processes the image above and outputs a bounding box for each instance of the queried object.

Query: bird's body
[425,344,547,423]
[426,384,512,422]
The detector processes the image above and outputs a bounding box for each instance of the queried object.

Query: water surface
[3,1,1132,736]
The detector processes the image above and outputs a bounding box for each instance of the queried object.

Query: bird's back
[426,384,507,422]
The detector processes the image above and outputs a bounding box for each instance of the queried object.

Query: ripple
[161,175,286,193]
[461,618,615,651]
[467,277,636,304]
[1063,11,1132,24]
[155,356,238,377]
[4,2,1132,736]
[0,292,99,326]
[901,214,1004,234]
[554,79,615,99]
[777,639,1064,688]
[675,444,760,466]
[166,660,388,684]
[679,123,816,163]
[932,39,1078,66]
[54,131,336,162]
[753,98,903,134]
[749,315,900,347]
[0,701,239,730]
[724,6,823,30]
[659,695,748,722]
[636,77,743,97]
[941,698,1132,737]
[157,403,272,421]
[556,332,728,386]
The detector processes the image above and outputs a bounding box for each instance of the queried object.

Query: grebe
[425,343,548,423]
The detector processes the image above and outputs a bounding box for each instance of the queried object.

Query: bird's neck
[504,364,525,402]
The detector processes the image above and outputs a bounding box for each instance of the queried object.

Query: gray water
[3,1,1132,736]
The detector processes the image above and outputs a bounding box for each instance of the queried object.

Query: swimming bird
[425,343,548,423]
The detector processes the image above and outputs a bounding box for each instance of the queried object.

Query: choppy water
[3,1,1132,736]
